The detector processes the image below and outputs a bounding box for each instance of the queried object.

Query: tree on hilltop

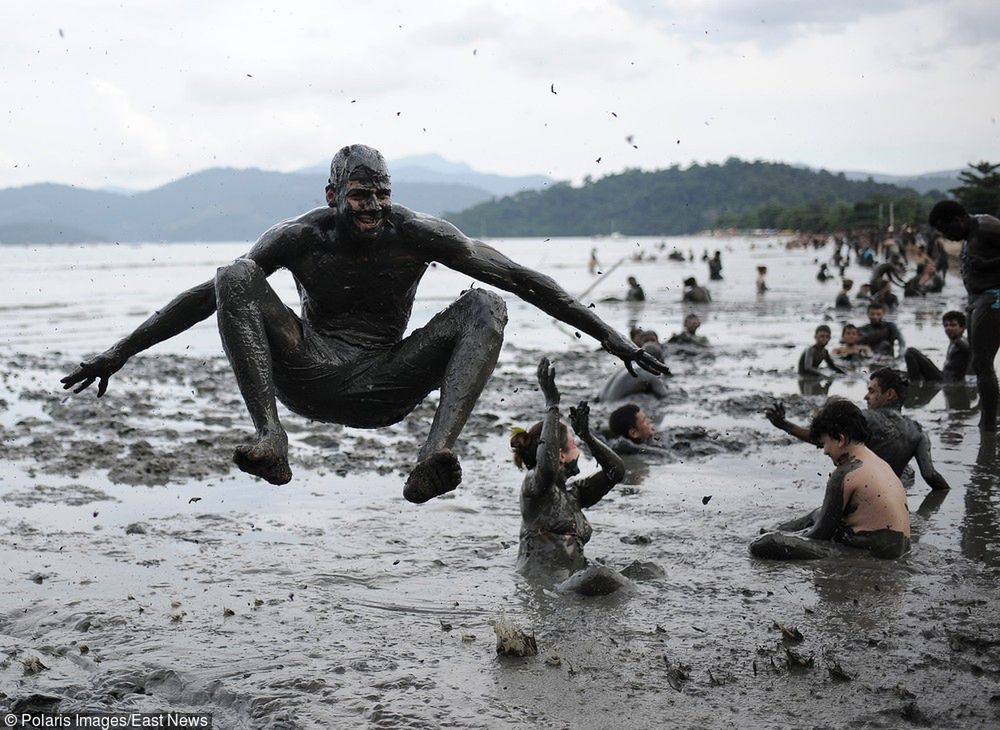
[950,161,1000,214]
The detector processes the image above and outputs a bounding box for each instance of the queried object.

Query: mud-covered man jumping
[61,144,666,503]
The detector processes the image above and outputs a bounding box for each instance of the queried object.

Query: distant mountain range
[839,169,960,196]
[0,155,958,244]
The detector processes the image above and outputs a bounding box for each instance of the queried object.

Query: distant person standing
[625,276,646,302]
[929,201,1000,431]
[588,248,600,275]
[708,251,723,280]
[756,266,768,294]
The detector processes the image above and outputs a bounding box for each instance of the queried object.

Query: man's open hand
[60,351,126,397]
[764,401,787,428]
[601,333,671,377]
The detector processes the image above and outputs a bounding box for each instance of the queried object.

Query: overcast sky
[3,0,998,191]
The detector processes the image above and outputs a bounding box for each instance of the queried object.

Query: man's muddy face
[842,328,859,346]
[629,411,654,442]
[685,316,700,334]
[815,331,831,348]
[943,319,964,341]
[864,378,896,410]
[329,178,391,240]
[867,307,884,325]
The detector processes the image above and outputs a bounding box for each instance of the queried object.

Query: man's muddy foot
[403,450,462,504]
[233,433,292,486]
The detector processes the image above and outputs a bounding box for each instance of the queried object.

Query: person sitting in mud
[856,282,872,302]
[682,277,712,303]
[668,313,709,348]
[798,325,846,377]
[750,398,911,560]
[831,324,872,363]
[60,144,666,503]
[625,276,646,302]
[595,341,670,402]
[512,359,629,594]
[858,302,905,356]
[870,279,899,309]
[904,310,971,383]
[903,261,945,297]
[756,266,768,294]
[817,263,832,282]
[835,279,853,309]
[606,404,671,456]
[765,367,949,491]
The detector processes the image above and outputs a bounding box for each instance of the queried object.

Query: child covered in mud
[831,324,872,365]
[751,399,911,560]
[797,325,846,377]
[512,358,629,595]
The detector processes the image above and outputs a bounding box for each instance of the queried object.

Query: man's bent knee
[456,289,508,334]
[216,258,266,297]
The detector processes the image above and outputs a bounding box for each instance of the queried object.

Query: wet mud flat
[1,343,999,729]
[2,237,1000,728]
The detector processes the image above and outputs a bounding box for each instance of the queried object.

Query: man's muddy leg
[215,258,302,485]
[968,300,1000,432]
[403,289,507,502]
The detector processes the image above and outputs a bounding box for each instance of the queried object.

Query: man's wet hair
[809,398,871,444]
[684,313,700,325]
[870,367,909,400]
[943,310,966,327]
[815,325,831,335]
[929,200,968,228]
[842,323,858,334]
[608,404,641,438]
[327,144,389,190]
[841,279,853,289]
[867,301,885,312]
[683,277,697,286]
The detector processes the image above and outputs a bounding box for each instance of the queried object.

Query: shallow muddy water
[1,236,998,728]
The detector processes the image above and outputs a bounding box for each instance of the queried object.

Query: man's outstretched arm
[764,401,814,443]
[61,223,290,396]
[408,214,668,375]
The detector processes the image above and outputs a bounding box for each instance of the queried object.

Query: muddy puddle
[1,237,998,728]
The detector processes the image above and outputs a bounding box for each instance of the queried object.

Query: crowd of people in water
[60,146,997,599]
[511,203,998,592]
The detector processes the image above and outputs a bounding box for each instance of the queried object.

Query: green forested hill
[445,158,938,237]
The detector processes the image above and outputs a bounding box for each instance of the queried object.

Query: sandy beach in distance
[1,235,998,729]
